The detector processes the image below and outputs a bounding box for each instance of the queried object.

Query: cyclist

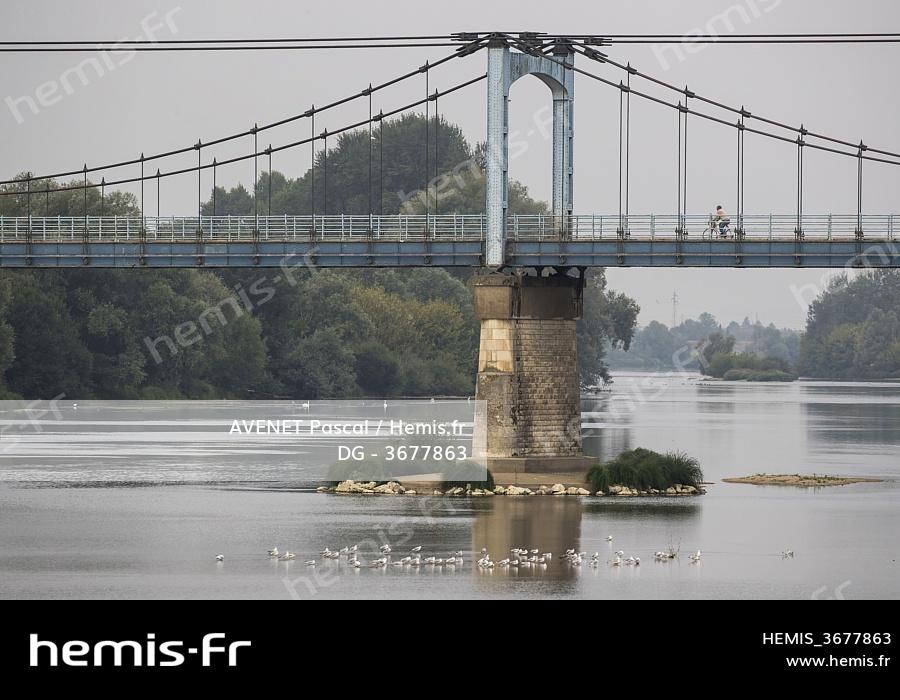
[714,205,731,238]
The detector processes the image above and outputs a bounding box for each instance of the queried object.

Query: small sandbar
[723,473,883,488]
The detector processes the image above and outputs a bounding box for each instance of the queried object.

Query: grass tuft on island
[587,448,704,493]
[724,473,884,488]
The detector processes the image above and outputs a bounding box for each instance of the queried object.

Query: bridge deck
[1,214,897,268]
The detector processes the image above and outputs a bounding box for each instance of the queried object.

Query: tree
[0,275,16,398]
[800,271,900,379]
[854,309,900,379]
[355,342,401,396]
[702,331,736,365]
[578,270,640,385]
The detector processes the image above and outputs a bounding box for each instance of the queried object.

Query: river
[1,374,898,599]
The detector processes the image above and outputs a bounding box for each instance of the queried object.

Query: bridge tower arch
[485,37,575,267]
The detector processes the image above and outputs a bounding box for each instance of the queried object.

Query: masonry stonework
[473,273,594,474]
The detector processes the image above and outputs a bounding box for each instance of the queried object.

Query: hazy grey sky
[2,0,899,329]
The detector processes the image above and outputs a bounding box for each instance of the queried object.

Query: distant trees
[607,312,801,376]
[800,271,900,379]
[577,270,640,386]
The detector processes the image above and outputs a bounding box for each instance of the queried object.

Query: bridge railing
[0,213,895,242]
[0,214,489,242]
[513,214,896,241]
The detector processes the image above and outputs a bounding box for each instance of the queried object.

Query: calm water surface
[1,375,898,599]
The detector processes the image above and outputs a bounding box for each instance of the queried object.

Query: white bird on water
[305,560,317,567]
[782,549,795,559]
[216,555,224,562]
[268,547,279,557]
[411,546,422,553]
[690,550,702,563]
[606,536,613,542]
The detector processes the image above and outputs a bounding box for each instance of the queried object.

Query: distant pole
[672,291,679,329]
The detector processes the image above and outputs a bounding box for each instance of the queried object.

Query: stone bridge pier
[473,271,595,475]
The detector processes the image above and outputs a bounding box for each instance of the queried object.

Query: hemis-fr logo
[30,633,251,668]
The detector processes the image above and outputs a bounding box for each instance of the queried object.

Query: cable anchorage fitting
[581,47,608,62]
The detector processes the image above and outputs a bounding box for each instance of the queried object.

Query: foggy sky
[2,0,899,329]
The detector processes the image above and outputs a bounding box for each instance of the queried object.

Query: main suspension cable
[508,40,900,168]
[0,74,487,198]
[570,42,900,161]
[0,42,484,187]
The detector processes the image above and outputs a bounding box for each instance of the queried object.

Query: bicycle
[704,214,731,240]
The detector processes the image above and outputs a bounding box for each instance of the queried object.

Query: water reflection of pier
[472,497,584,580]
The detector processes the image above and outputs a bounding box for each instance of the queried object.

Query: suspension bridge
[2,32,898,270]
[3,31,899,472]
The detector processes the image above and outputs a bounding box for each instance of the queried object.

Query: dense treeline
[0,114,638,399]
[607,312,801,374]
[800,271,900,380]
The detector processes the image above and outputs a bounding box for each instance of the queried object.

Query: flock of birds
[212,539,795,569]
